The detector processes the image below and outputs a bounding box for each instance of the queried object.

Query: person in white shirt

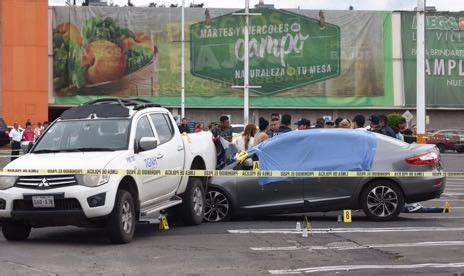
[9,123,23,161]
[234,124,257,152]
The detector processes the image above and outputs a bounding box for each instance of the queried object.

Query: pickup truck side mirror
[137,137,158,153]
[21,141,33,154]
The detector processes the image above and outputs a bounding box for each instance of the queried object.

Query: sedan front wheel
[361,181,404,221]
[204,189,231,222]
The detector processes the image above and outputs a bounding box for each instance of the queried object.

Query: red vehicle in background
[427,129,464,153]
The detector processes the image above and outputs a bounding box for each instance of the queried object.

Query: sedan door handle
[156,153,164,159]
[177,146,184,151]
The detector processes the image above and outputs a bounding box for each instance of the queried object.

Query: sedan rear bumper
[403,176,445,204]
[405,190,444,204]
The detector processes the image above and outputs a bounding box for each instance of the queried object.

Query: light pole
[416,0,426,144]
[181,0,186,118]
[232,0,261,125]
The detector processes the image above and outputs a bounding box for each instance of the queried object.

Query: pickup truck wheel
[2,222,31,241]
[180,178,205,226]
[107,190,136,244]
[361,181,404,221]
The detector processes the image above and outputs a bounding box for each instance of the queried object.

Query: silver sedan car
[205,129,445,222]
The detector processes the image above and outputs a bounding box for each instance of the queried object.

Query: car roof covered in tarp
[247,129,377,185]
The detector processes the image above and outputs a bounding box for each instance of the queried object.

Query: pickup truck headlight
[82,174,110,187]
[0,176,17,190]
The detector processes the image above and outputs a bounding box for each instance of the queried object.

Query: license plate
[32,196,55,208]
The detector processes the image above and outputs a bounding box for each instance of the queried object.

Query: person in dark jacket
[178,117,190,133]
[273,114,292,136]
[398,117,416,143]
[369,115,396,138]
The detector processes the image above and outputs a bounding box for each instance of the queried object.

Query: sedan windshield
[33,119,130,153]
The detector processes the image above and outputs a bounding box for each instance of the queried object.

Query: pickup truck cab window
[33,119,130,152]
[150,113,174,145]
[135,116,155,141]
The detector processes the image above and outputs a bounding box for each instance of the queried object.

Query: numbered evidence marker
[159,214,170,230]
[343,210,352,223]
[443,201,451,214]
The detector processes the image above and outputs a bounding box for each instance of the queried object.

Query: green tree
[387,113,402,129]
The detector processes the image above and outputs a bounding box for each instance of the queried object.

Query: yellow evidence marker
[252,161,260,171]
[305,216,312,233]
[343,210,352,223]
[443,201,451,214]
[159,214,170,230]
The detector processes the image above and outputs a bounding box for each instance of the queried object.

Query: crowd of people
[8,120,49,160]
[178,113,417,153]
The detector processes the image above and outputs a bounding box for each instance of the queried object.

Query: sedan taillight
[405,152,440,166]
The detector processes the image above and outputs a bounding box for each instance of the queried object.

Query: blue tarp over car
[247,129,377,185]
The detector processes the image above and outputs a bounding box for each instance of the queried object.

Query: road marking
[401,216,464,219]
[228,226,464,235]
[443,192,464,196]
[430,198,464,202]
[268,262,464,274]
[421,206,464,209]
[251,240,464,252]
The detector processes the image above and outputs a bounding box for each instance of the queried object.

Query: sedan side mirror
[137,137,158,153]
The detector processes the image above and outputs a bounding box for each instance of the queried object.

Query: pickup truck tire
[2,222,31,241]
[180,178,205,226]
[107,190,136,244]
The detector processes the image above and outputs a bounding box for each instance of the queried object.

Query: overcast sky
[48,0,463,11]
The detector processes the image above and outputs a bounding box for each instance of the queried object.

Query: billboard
[52,7,393,107]
[402,12,464,106]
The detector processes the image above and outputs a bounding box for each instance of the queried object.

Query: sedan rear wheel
[204,190,231,222]
[361,181,404,221]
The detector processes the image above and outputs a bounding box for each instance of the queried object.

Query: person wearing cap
[369,114,396,138]
[324,118,334,128]
[398,117,415,143]
[294,118,311,130]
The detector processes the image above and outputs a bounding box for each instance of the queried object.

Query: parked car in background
[231,124,245,135]
[205,129,445,222]
[427,129,464,153]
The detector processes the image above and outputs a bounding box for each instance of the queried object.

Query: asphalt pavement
[0,152,463,275]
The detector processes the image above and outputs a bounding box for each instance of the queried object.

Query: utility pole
[232,0,261,125]
[181,0,185,118]
[416,0,426,143]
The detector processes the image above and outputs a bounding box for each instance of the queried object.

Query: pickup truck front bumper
[0,179,118,226]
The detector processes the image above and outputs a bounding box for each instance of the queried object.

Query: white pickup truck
[0,98,216,243]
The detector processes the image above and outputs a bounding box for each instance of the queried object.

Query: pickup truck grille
[15,175,78,189]
[13,198,82,211]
